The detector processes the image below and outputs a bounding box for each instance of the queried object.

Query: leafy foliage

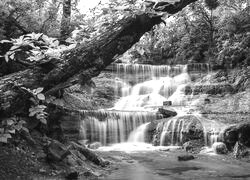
[0,117,28,143]
[0,32,76,63]
[124,0,250,68]
[20,87,48,125]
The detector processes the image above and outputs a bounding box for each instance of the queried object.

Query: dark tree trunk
[60,0,72,44]
[0,0,198,116]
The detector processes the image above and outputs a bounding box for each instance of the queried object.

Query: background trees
[123,0,250,68]
[0,0,249,68]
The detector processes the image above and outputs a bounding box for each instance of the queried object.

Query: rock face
[48,107,83,142]
[223,123,250,150]
[152,115,204,146]
[212,142,228,154]
[185,84,234,95]
[51,72,119,111]
[233,141,249,158]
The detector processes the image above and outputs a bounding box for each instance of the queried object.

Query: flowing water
[80,63,226,148]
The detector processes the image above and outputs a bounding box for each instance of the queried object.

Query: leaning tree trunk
[0,0,198,116]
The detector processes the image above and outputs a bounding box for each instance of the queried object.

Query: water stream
[80,63,226,149]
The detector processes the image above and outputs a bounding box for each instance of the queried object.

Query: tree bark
[0,0,198,116]
[60,0,72,44]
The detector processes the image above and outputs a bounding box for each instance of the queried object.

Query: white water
[80,110,157,145]
[80,63,226,149]
[112,64,190,111]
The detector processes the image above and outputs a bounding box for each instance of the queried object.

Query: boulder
[223,123,250,150]
[212,142,228,154]
[178,155,195,161]
[65,171,78,180]
[183,140,204,154]
[88,142,102,150]
[237,123,250,147]
[157,108,177,118]
[152,115,204,146]
[47,140,70,162]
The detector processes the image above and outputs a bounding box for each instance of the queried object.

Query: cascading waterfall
[112,64,190,111]
[80,110,158,145]
[80,62,226,148]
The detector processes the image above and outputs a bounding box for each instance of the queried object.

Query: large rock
[153,115,204,146]
[212,142,228,154]
[157,108,177,118]
[88,142,102,150]
[177,155,195,161]
[47,140,70,162]
[223,123,250,150]
[183,139,204,154]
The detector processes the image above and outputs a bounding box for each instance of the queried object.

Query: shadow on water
[156,167,201,176]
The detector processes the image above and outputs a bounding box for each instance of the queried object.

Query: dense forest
[0,0,249,179]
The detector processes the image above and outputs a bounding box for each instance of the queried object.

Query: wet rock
[163,101,172,106]
[83,170,98,179]
[233,141,249,159]
[47,140,70,162]
[177,155,195,161]
[183,140,204,153]
[237,123,250,147]
[212,142,228,154]
[145,121,158,143]
[152,116,204,146]
[66,171,78,180]
[223,123,250,150]
[88,142,102,149]
[37,152,47,161]
[185,84,234,95]
[77,140,88,146]
[69,142,108,166]
[204,98,210,104]
[157,108,177,118]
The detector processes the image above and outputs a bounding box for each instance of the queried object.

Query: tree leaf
[4,54,9,62]
[7,119,14,126]
[0,137,8,143]
[0,40,12,43]
[9,53,15,60]
[40,119,47,124]
[3,133,12,138]
[37,93,45,100]
[0,128,4,133]
[29,110,37,117]
[35,87,44,94]
[22,127,29,133]
[8,129,16,134]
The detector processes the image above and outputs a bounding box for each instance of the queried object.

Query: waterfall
[80,110,157,145]
[128,122,150,142]
[80,62,227,148]
[112,64,190,111]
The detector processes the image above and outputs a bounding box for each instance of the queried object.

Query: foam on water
[80,63,227,149]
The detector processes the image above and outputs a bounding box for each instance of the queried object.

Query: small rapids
[80,63,227,150]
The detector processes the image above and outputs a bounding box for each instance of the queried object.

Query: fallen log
[0,0,198,116]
